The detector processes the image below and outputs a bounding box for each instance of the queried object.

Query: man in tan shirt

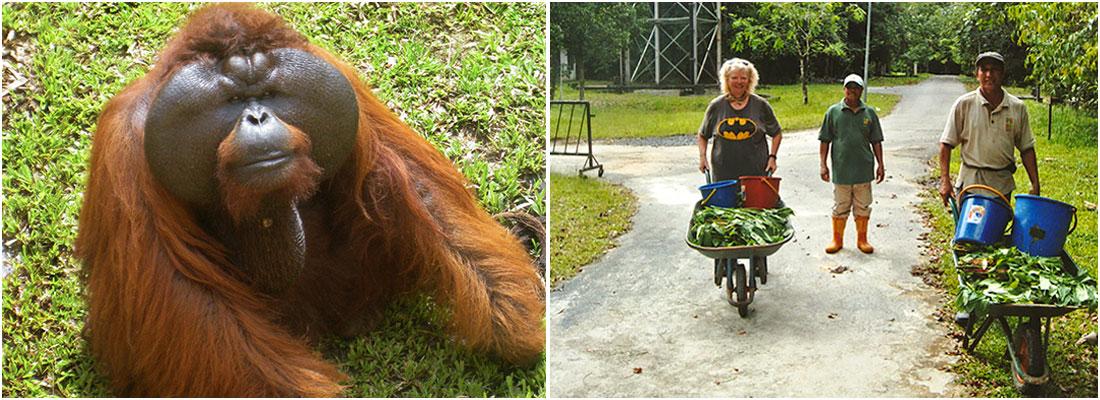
[939,51,1040,205]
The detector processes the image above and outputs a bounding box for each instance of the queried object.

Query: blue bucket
[1011,194,1077,257]
[699,180,740,207]
[954,191,1013,246]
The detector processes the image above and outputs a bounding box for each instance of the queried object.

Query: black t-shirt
[698,94,782,182]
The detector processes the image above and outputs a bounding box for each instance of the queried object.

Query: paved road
[548,76,966,397]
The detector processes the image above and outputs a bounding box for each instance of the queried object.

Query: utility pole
[863,2,871,102]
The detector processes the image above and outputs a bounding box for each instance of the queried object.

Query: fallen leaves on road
[829,265,849,274]
[827,313,838,319]
[632,367,643,374]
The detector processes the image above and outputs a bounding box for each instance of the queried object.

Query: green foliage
[549,3,645,96]
[955,245,1098,317]
[727,2,865,104]
[896,3,964,70]
[1008,3,1098,110]
[548,174,638,285]
[688,207,794,248]
[2,2,543,397]
[952,3,1029,80]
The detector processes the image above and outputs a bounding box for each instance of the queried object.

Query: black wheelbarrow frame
[685,197,793,318]
[948,196,1084,395]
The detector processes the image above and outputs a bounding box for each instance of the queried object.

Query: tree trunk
[577,52,586,101]
[551,47,561,99]
[799,55,808,105]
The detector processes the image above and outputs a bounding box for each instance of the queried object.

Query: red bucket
[739,176,781,208]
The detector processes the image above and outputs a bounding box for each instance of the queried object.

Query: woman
[697,58,783,182]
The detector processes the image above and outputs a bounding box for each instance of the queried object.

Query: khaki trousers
[832,182,872,218]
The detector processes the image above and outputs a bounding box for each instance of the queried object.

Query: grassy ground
[917,95,1097,397]
[2,3,544,397]
[870,72,933,87]
[551,82,901,139]
[548,174,638,286]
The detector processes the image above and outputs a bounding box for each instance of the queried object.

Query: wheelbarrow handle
[703,168,712,184]
[948,195,959,224]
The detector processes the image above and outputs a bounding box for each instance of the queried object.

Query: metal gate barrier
[550,100,603,176]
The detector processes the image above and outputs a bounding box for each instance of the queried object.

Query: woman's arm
[696,134,709,173]
[766,132,782,173]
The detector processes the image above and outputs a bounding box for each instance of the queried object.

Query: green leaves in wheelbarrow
[689,206,794,247]
[954,245,1098,316]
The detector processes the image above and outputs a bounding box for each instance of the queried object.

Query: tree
[952,2,1029,86]
[846,2,906,77]
[896,3,964,75]
[727,2,864,104]
[549,3,643,99]
[1009,2,1098,109]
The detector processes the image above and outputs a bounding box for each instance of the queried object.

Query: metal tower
[622,2,722,91]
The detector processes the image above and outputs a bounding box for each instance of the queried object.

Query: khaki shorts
[833,182,872,218]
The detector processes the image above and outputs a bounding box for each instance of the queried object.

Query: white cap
[843,74,864,88]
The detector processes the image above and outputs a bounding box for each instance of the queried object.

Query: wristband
[768,154,777,160]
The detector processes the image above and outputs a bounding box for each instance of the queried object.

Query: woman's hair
[719,58,759,97]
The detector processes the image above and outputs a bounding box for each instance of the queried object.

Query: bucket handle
[702,188,717,206]
[739,175,781,196]
[1067,207,1078,235]
[762,178,780,196]
[701,168,714,206]
[957,184,1012,208]
[948,195,959,224]
[957,184,1013,236]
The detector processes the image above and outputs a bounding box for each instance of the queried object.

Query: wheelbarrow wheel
[714,259,724,287]
[724,261,735,305]
[734,263,749,317]
[1011,322,1046,395]
[723,261,750,316]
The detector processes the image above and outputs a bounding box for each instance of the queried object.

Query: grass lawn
[918,96,1097,397]
[551,81,901,140]
[2,3,544,397]
[549,174,638,286]
[870,72,933,87]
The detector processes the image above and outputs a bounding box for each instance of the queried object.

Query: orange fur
[76,4,544,397]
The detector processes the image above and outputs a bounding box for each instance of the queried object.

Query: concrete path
[547,75,966,397]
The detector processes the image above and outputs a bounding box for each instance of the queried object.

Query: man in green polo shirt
[819,74,885,254]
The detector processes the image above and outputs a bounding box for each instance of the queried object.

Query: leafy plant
[727,2,865,104]
[955,245,1098,318]
[689,206,793,248]
[1008,2,1098,110]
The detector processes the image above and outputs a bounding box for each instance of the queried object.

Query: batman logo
[717,117,757,141]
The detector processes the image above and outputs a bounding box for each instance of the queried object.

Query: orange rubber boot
[825,217,846,254]
[855,215,874,254]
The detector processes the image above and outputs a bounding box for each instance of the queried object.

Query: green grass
[958,76,1035,99]
[918,98,1097,397]
[869,72,933,87]
[549,174,638,286]
[1,2,544,397]
[551,82,901,139]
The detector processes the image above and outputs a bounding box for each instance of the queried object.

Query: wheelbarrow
[685,170,793,317]
[948,193,1086,395]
